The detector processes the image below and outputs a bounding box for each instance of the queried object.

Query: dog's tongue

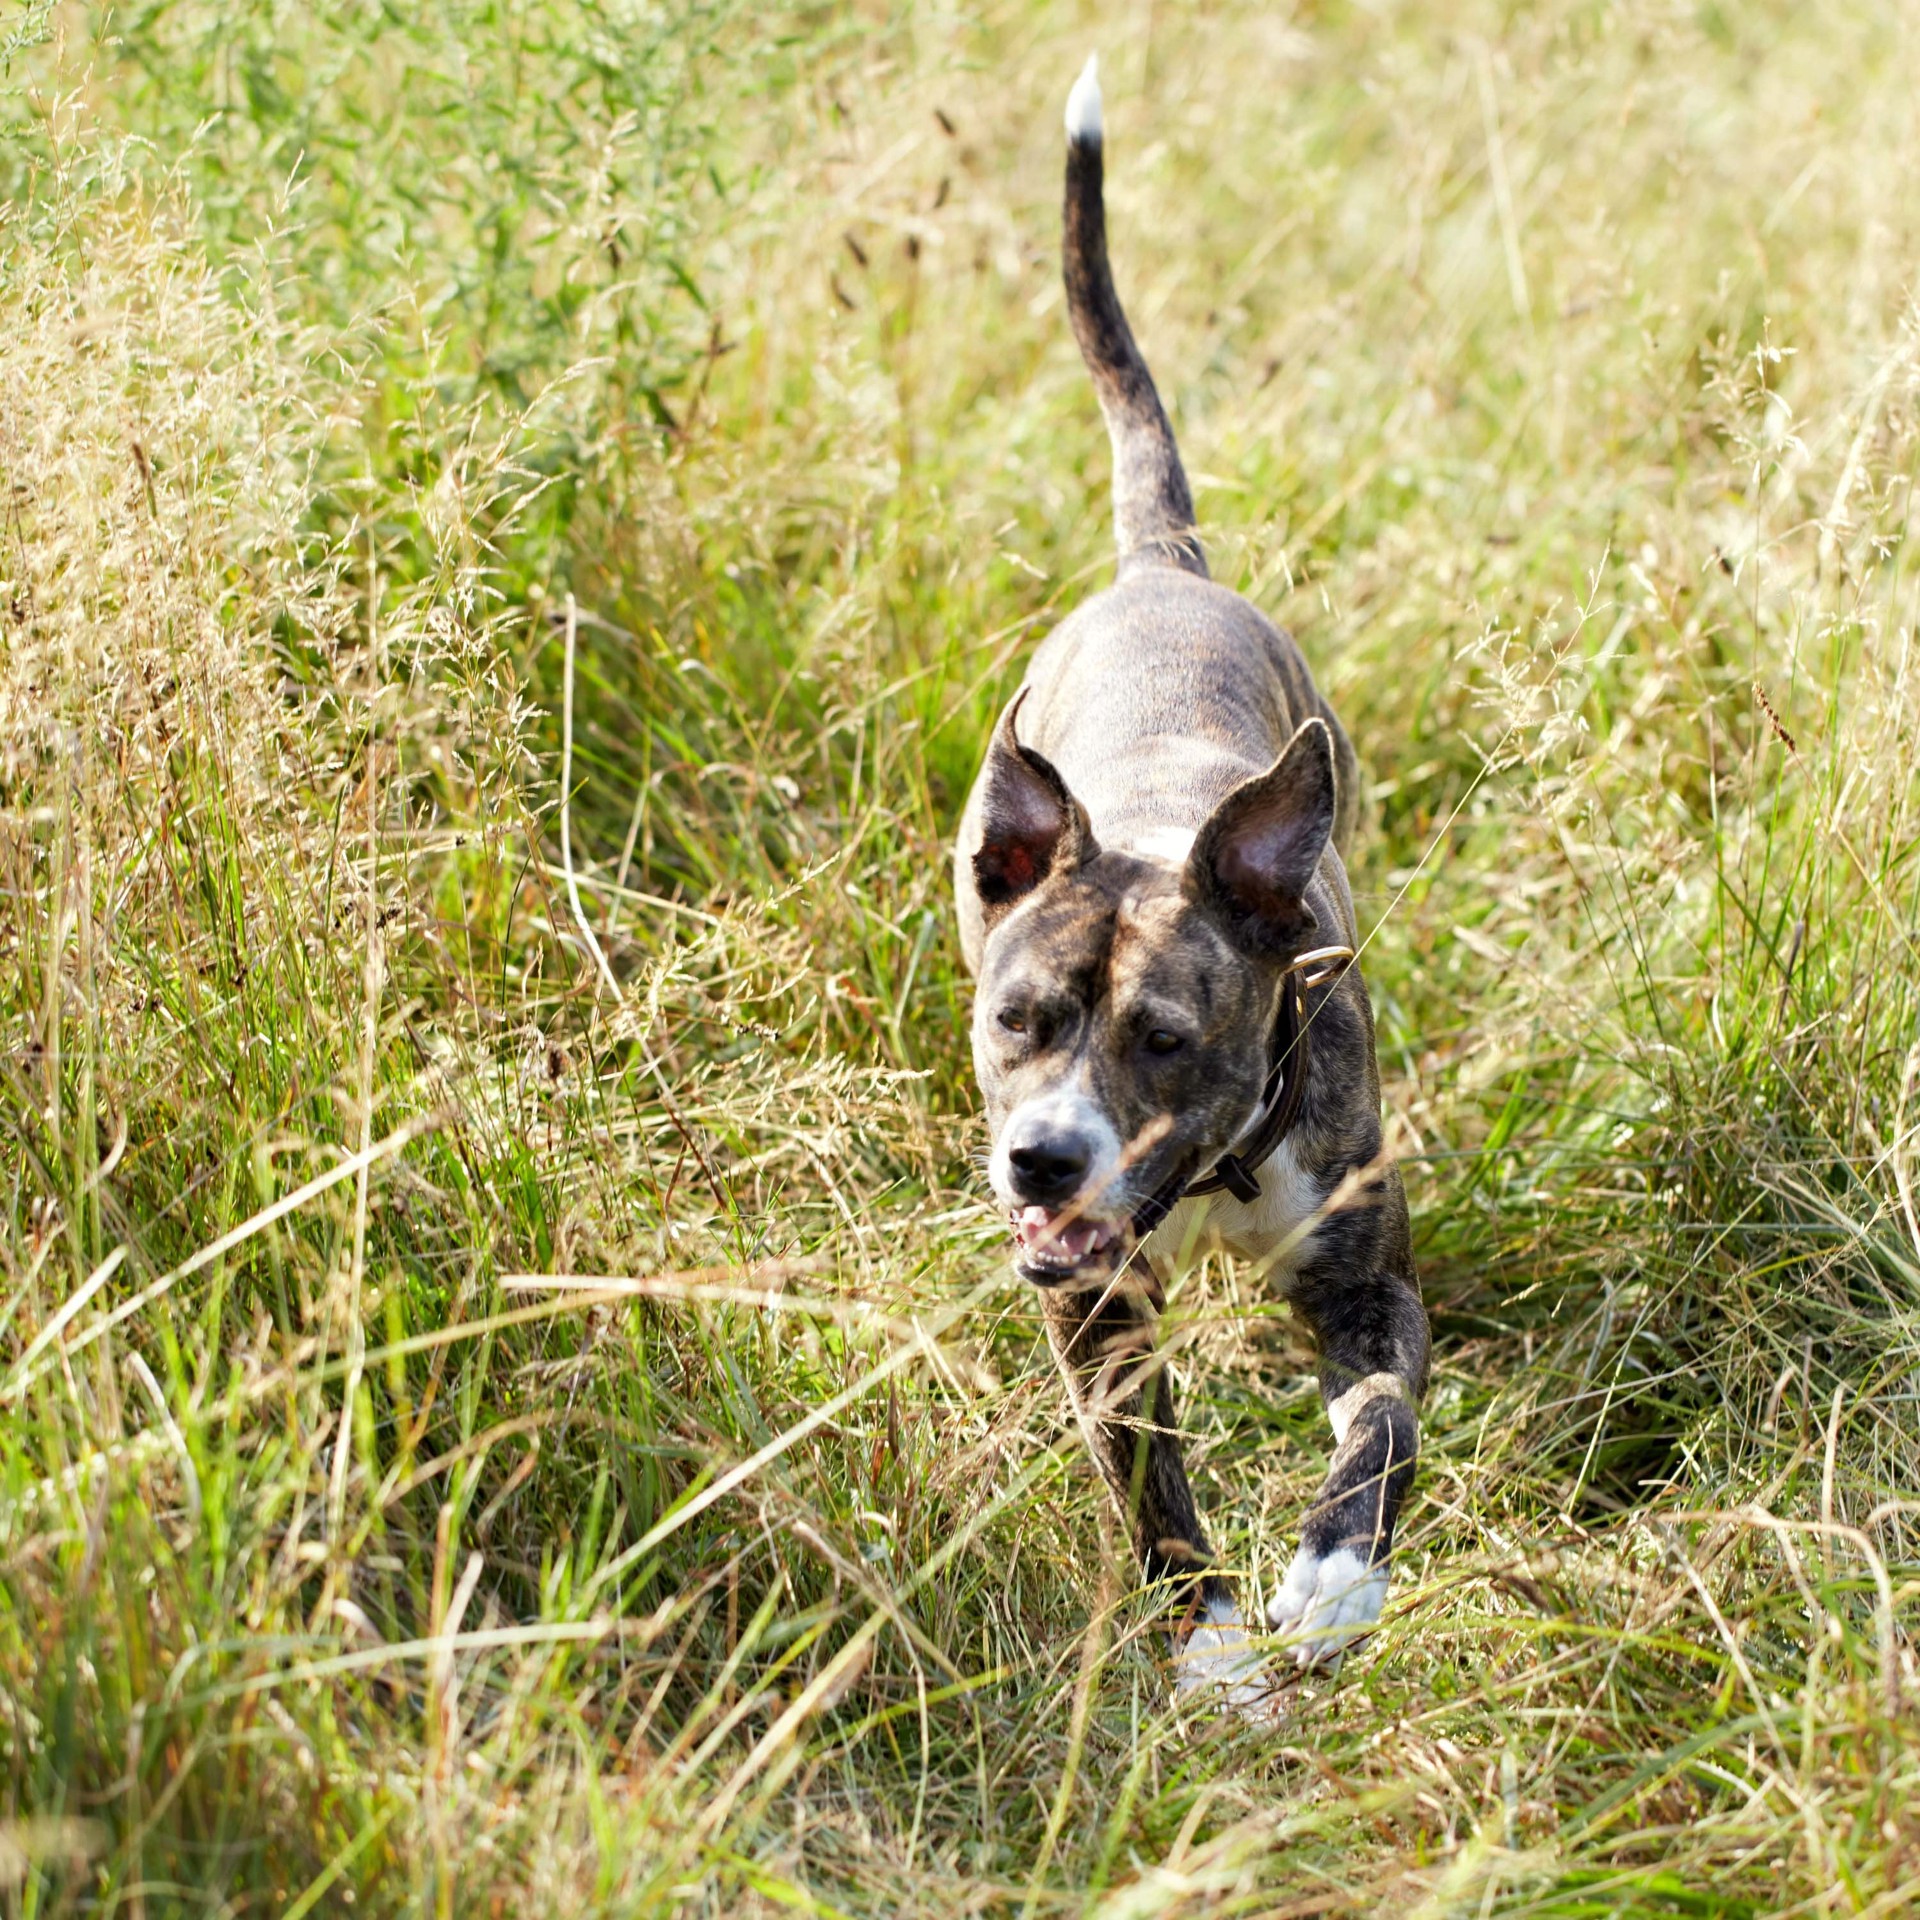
[1013,1206,1114,1262]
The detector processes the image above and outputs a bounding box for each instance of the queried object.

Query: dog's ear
[971,691,1095,918]
[1187,718,1336,954]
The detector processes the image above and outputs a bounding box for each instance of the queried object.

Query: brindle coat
[952,59,1430,1695]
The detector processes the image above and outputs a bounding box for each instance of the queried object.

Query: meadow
[4,0,1920,1911]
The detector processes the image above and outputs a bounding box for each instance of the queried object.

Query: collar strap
[1130,944,1355,1240]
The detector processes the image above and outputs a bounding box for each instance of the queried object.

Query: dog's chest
[1159,1134,1325,1282]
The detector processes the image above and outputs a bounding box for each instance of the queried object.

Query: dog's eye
[1143,1028,1184,1055]
[998,1009,1027,1035]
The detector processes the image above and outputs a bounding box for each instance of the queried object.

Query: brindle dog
[954,57,1430,1708]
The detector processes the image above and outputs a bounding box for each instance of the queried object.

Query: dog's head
[968,697,1339,1284]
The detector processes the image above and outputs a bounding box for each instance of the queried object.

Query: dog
[953,56,1430,1709]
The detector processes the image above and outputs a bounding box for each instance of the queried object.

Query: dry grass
[6,0,1920,1913]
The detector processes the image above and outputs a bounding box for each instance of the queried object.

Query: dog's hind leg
[1267,1260,1429,1671]
[1040,1261,1272,1710]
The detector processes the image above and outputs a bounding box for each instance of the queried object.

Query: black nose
[1008,1136,1091,1205]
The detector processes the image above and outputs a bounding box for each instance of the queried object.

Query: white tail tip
[1065,53,1102,148]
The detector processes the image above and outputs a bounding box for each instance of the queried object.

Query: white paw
[1170,1600,1281,1721]
[1265,1545,1387,1671]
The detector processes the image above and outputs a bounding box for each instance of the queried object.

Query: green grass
[5,0,1920,1911]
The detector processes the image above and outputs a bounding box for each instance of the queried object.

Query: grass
[5,0,1920,1911]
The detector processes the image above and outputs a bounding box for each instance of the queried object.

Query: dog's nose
[1007,1135,1092,1205]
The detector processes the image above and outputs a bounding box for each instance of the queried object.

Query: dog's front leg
[1267,1267,1429,1671]
[1040,1262,1270,1708]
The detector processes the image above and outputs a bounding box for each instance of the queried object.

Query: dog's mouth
[1009,1205,1130,1284]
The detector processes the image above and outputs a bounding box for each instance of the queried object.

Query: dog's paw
[1265,1546,1387,1671]
[1170,1601,1283,1723]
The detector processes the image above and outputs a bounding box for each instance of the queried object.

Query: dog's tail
[1062,55,1207,579]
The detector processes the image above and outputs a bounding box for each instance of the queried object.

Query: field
[6,0,1920,1911]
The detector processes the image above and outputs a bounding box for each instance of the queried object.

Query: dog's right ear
[971,691,1094,918]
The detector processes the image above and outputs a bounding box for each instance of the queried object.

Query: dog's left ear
[1187,717,1336,954]
[971,691,1095,918]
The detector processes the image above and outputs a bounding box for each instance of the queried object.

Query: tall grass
[5,0,1920,1912]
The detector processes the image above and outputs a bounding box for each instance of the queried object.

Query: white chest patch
[1158,1133,1326,1282]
